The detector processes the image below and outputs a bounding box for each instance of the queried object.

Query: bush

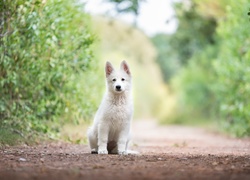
[169,46,218,124]
[0,0,96,136]
[152,1,218,125]
[213,0,250,136]
[160,0,250,136]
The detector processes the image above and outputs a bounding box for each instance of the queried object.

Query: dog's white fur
[87,61,133,155]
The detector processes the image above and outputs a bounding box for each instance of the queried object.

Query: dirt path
[0,120,250,180]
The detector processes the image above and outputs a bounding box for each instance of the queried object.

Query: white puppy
[87,61,133,155]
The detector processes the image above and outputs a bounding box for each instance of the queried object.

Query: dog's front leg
[97,124,109,154]
[117,128,129,155]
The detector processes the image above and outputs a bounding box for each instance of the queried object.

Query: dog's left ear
[120,60,131,76]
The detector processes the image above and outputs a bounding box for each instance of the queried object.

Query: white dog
[87,61,133,155]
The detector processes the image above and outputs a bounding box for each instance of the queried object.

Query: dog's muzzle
[115,85,122,91]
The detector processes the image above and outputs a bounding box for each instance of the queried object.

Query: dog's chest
[103,99,131,126]
[98,93,133,128]
[106,103,131,122]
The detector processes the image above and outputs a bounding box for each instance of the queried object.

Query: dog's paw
[98,149,108,155]
[91,148,98,154]
[118,150,128,155]
[91,151,98,154]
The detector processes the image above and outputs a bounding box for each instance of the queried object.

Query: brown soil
[1,120,250,180]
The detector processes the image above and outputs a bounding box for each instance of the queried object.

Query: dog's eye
[121,78,125,81]
[112,79,116,82]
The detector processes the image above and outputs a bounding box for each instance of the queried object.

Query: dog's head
[105,61,132,94]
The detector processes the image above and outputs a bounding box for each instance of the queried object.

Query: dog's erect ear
[120,60,131,76]
[105,61,114,77]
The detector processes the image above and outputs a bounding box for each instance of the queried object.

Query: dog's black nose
[116,85,121,90]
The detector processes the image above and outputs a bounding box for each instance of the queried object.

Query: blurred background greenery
[0,0,249,145]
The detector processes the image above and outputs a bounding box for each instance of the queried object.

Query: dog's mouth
[115,89,123,93]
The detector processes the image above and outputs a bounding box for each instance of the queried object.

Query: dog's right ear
[105,61,114,77]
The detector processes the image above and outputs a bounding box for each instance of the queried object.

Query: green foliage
[105,0,143,16]
[151,34,180,82]
[170,46,218,123]
[169,3,217,65]
[0,128,24,146]
[154,0,250,137]
[0,0,95,139]
[213,0,250,136]
[152,1,218,124]
[151,2,217,83]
